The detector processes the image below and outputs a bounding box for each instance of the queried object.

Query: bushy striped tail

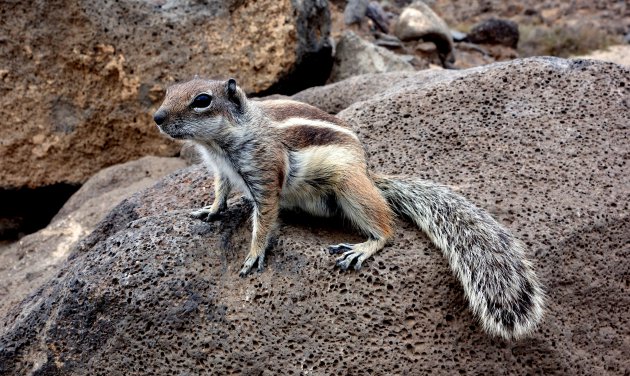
[374,175,544,340]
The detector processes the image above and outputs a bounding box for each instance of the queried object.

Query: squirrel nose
[153,110,167,125]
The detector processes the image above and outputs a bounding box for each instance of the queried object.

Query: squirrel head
[153,78,247,141]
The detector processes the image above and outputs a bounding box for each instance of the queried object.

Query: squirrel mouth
[156,125,192,140]
[167,132,192,140]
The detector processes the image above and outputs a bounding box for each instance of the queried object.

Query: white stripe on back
[275,118,359,141]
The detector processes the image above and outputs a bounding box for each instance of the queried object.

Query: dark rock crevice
[0,184,80,241]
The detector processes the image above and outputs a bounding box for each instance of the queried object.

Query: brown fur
[280,125,356,149]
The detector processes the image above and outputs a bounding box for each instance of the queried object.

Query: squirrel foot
[332,239,386,271]
[327,243,354,255]
[190,206,221,222]
[329,243,364,270]
[239,252,265,277]
[335,248,365,271]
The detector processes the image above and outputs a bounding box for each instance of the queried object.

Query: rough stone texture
[329,31,415,83]
[0,0,330,189]
[0,156,185,320]
[393,1,454,64]
[466,18,519,48]
[293,68,460,114]
[1,58,629,375]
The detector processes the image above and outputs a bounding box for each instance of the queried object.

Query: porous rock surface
[1,58,629,375]
[293,69,459,114]
[0,0,330,189]
[0,156,185,320]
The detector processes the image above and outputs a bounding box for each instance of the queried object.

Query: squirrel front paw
[239,252,265,277]
[190,206,222,222]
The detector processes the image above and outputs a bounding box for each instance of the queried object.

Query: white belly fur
[195,143,253,199]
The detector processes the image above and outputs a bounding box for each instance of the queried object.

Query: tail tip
[482,293,545,341]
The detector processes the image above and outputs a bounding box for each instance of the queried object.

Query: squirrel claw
[335,251,363,271]
[239,254,265,277]
[327,243,354,255]
[202,212,222,222]
[190,207,221,222]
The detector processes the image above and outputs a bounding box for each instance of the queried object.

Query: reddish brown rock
[0,0,330,189]
[0,58,628,374]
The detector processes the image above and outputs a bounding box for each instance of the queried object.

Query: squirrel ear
[226,78,237,98]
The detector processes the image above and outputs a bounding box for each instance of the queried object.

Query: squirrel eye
[191,94,212,109]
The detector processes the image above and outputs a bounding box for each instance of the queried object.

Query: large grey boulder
[0,58,628,375]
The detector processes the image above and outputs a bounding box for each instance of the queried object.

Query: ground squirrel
[154,78,545,340]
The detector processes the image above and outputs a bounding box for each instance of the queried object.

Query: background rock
[429,0,627,59]
[574,45,630,67]
[393,1,454,64]
[430,0,629,38]
[343,0,369,25]
[466,18,519,48]
[1,58,628,375]
[0,0,330,189]
[329,31,415,83]
[0,156,185,320]
[366,2,391,33]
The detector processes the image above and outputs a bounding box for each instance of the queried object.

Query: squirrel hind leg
[330,172,396,270]
[333,238,387,271]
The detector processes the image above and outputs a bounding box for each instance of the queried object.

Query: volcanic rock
[293,69,459,114]
[466,18,520,48]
